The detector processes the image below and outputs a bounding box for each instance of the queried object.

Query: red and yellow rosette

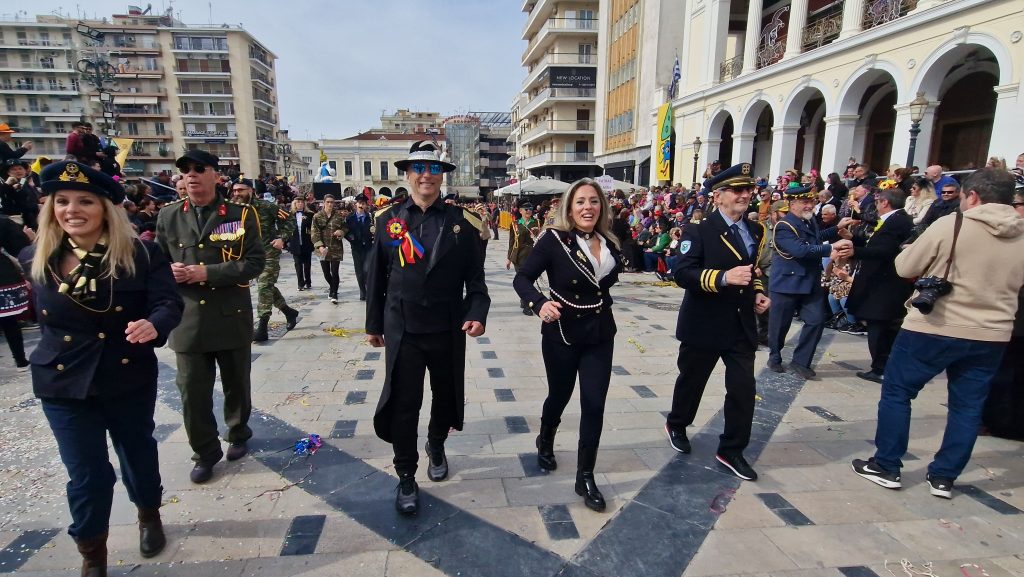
[386,217,424,267]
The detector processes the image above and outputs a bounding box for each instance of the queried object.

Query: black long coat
[287,209,315,256]
[673,212,767,350]
[364,199,490,442]
[513,229,623,345]
[19,240,183,399]
[846,209,916,322]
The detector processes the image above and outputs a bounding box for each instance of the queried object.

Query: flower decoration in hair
[878,179,898,190]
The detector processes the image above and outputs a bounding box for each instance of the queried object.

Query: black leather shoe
[395,475,419,515]
[575,471,607,512]
[665,424,691,453]
[253,314,270,342]
[767,361,785,373]
[424,440,448,482]
[536,424,558,471]
[283,307,300,331]
[189,461,215,484]
[137,507,166,558]
[790,364,819,380]
[716,453,758,481]
[856,370,884,383]
[226,441,248,461]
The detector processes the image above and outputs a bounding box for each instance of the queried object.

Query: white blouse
[576,232,615,282]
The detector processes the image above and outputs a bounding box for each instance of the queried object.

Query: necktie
[195,205,206,229]
[730,224,750,259]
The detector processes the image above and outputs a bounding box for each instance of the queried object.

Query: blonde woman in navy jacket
[513,178,623,512]
[20,161,183,576]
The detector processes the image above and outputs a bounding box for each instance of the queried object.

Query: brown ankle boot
[138,507,166,558]
[75,533,107,577]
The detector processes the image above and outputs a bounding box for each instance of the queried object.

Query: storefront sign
[549,67,596,89]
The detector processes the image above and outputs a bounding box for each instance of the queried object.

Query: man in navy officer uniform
[665,162,771,481]
[767,185,846,379]
[345,196,374,300]
[365,141,490,515]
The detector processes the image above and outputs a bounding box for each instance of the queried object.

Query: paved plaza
[0,242,1022,577]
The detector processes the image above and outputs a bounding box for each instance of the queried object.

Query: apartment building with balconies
[515,0,601,182]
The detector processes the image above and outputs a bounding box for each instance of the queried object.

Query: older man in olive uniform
[230,178,299,342]
[505,202,538,315]
[156,150,265,484]
[366,141,490,516]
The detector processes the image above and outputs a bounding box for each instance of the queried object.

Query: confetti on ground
[938,518,964,532]
[709,489,736,514]
[323,327,365,338]
[627,338,646,353]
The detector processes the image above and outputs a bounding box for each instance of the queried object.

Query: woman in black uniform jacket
[20,161,183,576]
[513,178,623,511]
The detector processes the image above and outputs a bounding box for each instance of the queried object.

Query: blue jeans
[873,330,1006,479]
[828,293,855,324]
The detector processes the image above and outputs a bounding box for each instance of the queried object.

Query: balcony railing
[174,65,230,74]
[522,119,595,142]
[114,64,163,74]
[523,17,598,60]
[183,130,237,138]
[0,83,78,92]
[863,0,918,30]
[802,7,844,52]
[522,151,596,166]
[719,55,743,83]
[180,110,235,117]
[525,87,596,112]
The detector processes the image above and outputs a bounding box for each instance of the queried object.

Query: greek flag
[668,56,681,99]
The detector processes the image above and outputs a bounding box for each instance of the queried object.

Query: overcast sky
[7,0,526,140]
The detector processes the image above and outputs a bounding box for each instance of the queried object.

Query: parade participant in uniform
[664,163,770,481]
[345,196,374,301]
[0,213,31,369]
[365,141,489,515]
[766,184,843,379]
[312,194,347,304]
[22,161,183,575]
[230,179,299,342]
[156,150,264,484]
[506,202,538,315]
[513,178,624,511]
[288,197,315,291]
[1,158,40,229]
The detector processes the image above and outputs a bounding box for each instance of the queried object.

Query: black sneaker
[189,461,215,484]
[926,474,954,499]
[716,453,757,481]
[767,361,785,373]
[665,424,691,453]
[842,324,867,336]
[856,370,884,383]
[395,475,419,515]
[851,457,901,489]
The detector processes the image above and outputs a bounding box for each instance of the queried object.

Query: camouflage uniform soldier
[311,194,349,304]
[230,179,299,342]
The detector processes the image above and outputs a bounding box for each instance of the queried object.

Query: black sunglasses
[179,164,208,174]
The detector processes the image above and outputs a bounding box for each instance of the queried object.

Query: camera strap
[941,211,963,280]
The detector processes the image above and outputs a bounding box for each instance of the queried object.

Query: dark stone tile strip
[488,367,505,378]
[611,366,631,376]
[494,389,516,403]
[838,567,882,577]
[250,353,261,362]
[330,419,357,439]
[571,333,836,577]
[153,422,181,443]
[755,493,815,526]
[631,385,657,399]
[476,337,491,344]
[650,324,666,331]
[355,369,375,380]
[833,360,862,371]
[518,454,548,478]
[958,485,1023,515]
[363,351,380,361]
[279,514,327,556]
[804,406,843,422]
[505,416,530,434]
[344,390,367,405]
[481,350,498,359]
[539,505,580,541]
[0,528,59,574]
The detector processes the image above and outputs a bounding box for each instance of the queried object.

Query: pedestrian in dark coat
[20,161,183,575]
[287,197,315,290]
[345,196,374,300]
[0,214,31,368]
[845,187,917,382]
[365,141,490,516]
[0,122,32,162]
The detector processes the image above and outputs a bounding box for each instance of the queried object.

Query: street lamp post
[691,136,702,186]
[906,91,929,169]
[276,142,293,181]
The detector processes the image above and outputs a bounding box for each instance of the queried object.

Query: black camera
[910,276,952,314]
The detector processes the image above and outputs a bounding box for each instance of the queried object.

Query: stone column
[783,0,809,60]
[704,0,732,87]
[734,131,757,166]
[740,0,764,75]
[703,138,723,169]
[839,0,866,41]
[987,83,1023,163]
[769,125,800,179]
[819,115,859,175]
[890,99,939,169]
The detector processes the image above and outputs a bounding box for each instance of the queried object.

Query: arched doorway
[786,90,826,173]
[864,90,896,175]
[379,186,393,197]
[930,69,998,170]
[834,65,901,173]
[719,117,734,166]
[752,106,774,175]
[707,109,735,168]
[395,187,408,196]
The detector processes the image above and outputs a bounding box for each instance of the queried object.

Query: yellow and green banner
[656,103,672,181]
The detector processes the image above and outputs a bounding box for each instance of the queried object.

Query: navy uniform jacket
[344,210,374,253]
[673,212,767,350]
[770,212,840,294]
[513,229,623,345]
[846,209,916,321]
[365,197,490,441]
[19,241,184,399]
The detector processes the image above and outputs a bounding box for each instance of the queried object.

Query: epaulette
[227,200,249,207]
[167,197,185,205]
[374,204,396,219]
[276,208,289,219]
[461,208,484,233]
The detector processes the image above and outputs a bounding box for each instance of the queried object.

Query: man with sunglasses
[156,149,265,484]
[365,141,490,516]
[230,179,299,341]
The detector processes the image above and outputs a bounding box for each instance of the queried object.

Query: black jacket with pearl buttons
[19,240,183,399]
[513,228,623,345]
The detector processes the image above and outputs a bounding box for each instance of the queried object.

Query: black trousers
[540,335,613,450]
[41,387,162,540]
[351,248,369,298]
[389,331,460,476]
[320,259,340,297]
[667,340,756,456]
[292,251,312,288]
[1,316,26,365]
[866,319,902,373]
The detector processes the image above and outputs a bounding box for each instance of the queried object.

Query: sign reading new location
[549,67,597,89]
